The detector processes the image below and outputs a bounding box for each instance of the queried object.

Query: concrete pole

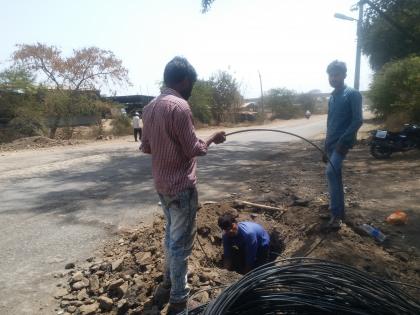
[354,1,364,90]
[258,71,264,114]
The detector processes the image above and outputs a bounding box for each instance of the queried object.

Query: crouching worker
[218,213,270,274]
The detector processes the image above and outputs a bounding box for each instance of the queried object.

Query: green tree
[265,88,300,119]
[210,71,242,124]
[189,80,213,123]
[0,66,36,92]
[368,55,420,123]
[296,93,316,113]
[361,0,420,70]
[0,67,45,139]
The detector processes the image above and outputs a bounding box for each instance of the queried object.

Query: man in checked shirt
[140,56,226,314]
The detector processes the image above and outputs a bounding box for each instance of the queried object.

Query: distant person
[323,60,363,230]
[218,213,270,274]
[132,112,142,142]
[140,56,226,315]
[305,109,311,119]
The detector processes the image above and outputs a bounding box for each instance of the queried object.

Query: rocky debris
[56,213,243,315]
[79,302,99,315]
[72,278,89,290]
[89,275,100,292]
[98,296,114,311]
[108,278,124,291]
[54,287,69,299]
[111,258,124,272]
[65,262,75,270]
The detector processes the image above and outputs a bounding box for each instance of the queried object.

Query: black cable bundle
[181,258,420,315]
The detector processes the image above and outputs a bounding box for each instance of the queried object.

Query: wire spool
[182,258,420,315]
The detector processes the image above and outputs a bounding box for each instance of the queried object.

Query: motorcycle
[304,110,311,119]
[370,123,420,159]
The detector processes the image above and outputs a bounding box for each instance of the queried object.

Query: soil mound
[55,198,420,315]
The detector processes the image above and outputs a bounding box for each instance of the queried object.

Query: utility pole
[354,0,364,90]
[258,71,264,115]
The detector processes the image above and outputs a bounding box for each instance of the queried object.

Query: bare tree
[11,43,130,138]
[12,43,130,91]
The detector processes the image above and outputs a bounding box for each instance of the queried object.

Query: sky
[0,0,373,98]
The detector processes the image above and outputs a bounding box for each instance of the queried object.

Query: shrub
[189,80,213,124]
[111,115,132,136]
[8,111,46,138]
[369,55,420,123]
[265,88,302,119]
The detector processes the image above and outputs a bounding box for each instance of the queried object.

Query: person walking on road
[323,60,363,230]
[140,56,226,314]
[132,112,142,142]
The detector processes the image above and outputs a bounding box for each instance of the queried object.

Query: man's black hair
[164,56,197,87]
[218,213,236,230]
[326,60,347,75]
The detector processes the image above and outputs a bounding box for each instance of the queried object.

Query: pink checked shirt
[140,88,208,196]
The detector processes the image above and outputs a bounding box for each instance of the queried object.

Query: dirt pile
[54,206,243,315]
[54,139,420,314]
[0,136,80,151]
[54,195,420,315]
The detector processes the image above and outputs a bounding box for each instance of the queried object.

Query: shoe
[319,213,331,220]
[153,283,171,308]
[167,300,201,315]
[320,216,342,233]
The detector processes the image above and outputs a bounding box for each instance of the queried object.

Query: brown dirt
[0,136,81,152]
[54,131,420,314]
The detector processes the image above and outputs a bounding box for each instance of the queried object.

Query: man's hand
[206,131,226,146]
[212,131,226,144]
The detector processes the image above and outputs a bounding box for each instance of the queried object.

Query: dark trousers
[255,245,270,268]
[134,128,142,141]
[231,245,270,273]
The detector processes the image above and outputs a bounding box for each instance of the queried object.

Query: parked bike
[370,123,420,159]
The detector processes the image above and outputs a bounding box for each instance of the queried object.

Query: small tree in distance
[265,88,300,119]
[189,80,213,124]
[210,71,242,124]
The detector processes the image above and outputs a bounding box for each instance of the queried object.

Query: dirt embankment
[53,133,420,315]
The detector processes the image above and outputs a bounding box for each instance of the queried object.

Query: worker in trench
[218,213,271,274]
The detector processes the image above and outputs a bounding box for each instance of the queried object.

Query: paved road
[0,116,326,314]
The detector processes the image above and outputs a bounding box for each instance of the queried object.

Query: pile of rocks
[55,214,240,315]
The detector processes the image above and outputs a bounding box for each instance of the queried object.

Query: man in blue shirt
[218,213,270,274]
[323,60,363,230]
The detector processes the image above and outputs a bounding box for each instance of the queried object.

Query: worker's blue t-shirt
[222,222,270,267]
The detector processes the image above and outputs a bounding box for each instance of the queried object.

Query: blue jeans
[326,150,345,219]
[158,188,198,303]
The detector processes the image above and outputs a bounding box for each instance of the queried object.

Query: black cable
[225,128,338,177]
[183,258,420,315]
